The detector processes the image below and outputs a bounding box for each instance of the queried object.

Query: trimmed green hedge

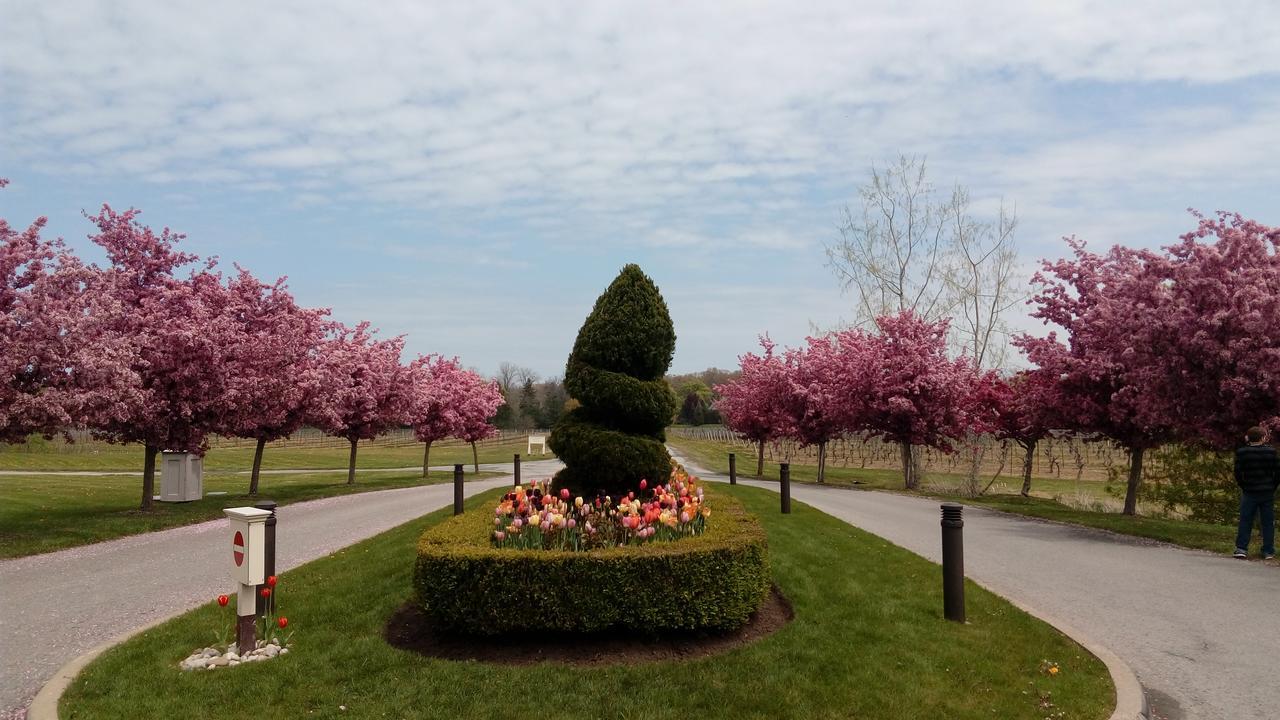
[413,486,770,635]
[547,407,673,493]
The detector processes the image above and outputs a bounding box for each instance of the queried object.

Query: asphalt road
[675,454,1277,720]
[0,459,562,719]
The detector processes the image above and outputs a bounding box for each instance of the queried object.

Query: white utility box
[159,451,203,502]
[224,507,272,586]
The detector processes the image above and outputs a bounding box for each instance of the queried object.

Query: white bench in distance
[527,434,548,455]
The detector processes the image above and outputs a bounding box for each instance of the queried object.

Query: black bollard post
[453,464,465,515]
[729,453,737,485]
[253,500,277,615]
[780,462,791,514]
[514,453,521,487]
[941,503,965,623]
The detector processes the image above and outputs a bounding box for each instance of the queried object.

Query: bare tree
[495,362,537,394]
[828,155,1023,492]
[827,155,955,327]
[826,154,1021,370]
[942,187,1020,371]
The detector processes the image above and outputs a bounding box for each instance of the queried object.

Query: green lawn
[61,485,1114,720]
[668,435,1115,498]
[0,437,548,472]
[0,467,503,559]
[668,435,1247,556]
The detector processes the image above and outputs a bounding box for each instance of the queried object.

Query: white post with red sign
[224,507,271,654]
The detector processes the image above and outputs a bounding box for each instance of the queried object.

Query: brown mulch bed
[384,585,793,665]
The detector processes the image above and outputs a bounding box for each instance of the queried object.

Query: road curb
[997,595,1149,720]
[27,616,168,720]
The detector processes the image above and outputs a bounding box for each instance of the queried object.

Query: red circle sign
[233,530,245,567]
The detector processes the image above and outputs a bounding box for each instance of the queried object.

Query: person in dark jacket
[1234,426,1278,559]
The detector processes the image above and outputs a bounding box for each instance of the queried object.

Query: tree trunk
[963,436,985,497]
[756,439,765,478]
[1123,446,1144,516]
[249,437,267,495]
[900,441,917,490]
[140,444,159,510]
[817,441,827,483]
[1020,439,1036,497]
[421,440,433,479]
[347,438,358,485]
[471,441,479,474]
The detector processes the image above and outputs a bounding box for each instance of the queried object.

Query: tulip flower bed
[415,481,768,634]
[490,466,709,551]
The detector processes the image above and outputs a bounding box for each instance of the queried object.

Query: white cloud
[3,0,1279,375]
[5,0,1276,226]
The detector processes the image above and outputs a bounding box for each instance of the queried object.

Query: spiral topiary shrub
[549,264,678,496]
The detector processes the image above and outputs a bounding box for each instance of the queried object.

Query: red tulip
[278,617,289,629]
[559,488,570,500]
[639,479,647,490]
[266,575,277,587]
[260,587,272,598]
[217,595,229,607]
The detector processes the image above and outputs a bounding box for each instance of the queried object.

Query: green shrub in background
[549,264,678,496]
[1139,444,1251,526]
[413,486,769,635]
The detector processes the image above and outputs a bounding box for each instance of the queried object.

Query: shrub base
[413,487,769,635]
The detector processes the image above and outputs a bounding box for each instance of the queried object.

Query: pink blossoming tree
[1132,212,1280,446]
[452,370,505,473]
[715,337,795,478]
[978,369,1060,496]
[1017,238,1176,515]
[217,266,331,494]
[0,188,134,443]
[77,206,236,509]
[311,322,415,484]
[858,311,977,490]
[407,354,468,477]
[777,335,860,483]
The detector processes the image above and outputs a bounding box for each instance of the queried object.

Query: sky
[2,1,1279,379]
